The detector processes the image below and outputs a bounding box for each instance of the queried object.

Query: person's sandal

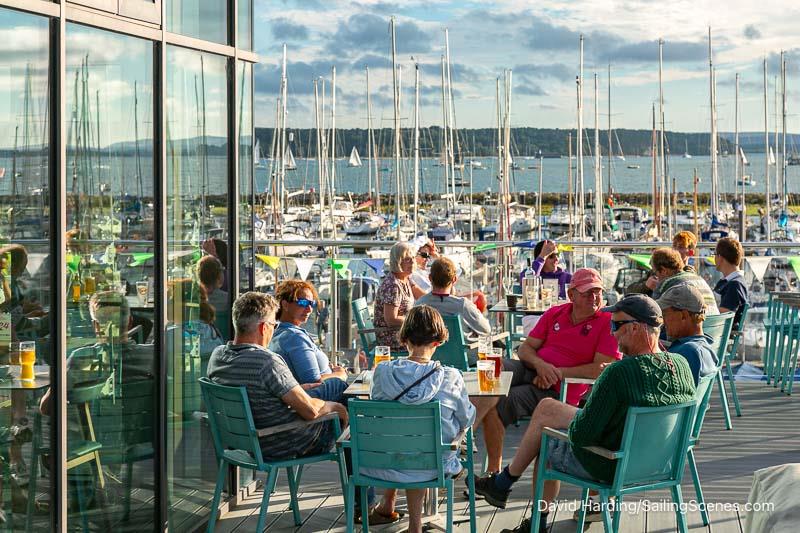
[355,507,405,525]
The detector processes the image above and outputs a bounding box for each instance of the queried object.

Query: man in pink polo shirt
[471,268,621,475]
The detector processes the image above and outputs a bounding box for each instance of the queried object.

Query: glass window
[64,23,156,531]
[165,46,229,528]
[237,0,253,50]
[238,61,253,293]
[0,8,52,531]
[166,0,228,46]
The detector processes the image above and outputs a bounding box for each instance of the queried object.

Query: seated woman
[373,242,419,353]
[269,279,348,402]
[167,279,224,358]
[364,305,476,533]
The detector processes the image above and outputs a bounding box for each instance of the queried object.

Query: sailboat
[255,139,268,168]
[284,146,297,170]
[769,146,776,166]
[348,146,362,167]
[683,139,692,158]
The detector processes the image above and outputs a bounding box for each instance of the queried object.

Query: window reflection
[238,0,253,50]
[166,0,228,45]
[63,23,156,531]
[238,61,253,293]
[0,8,51,531]
[165,46,230,527]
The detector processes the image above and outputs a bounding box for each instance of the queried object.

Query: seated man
[414,257,491,338]
[471,268,621,476]
[657,284,717,385]
[714,237,749,329]
[475,294,696,533]
[650,247,719,314]
[207,292,347,461]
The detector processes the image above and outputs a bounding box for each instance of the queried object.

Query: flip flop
[355,508,405,525]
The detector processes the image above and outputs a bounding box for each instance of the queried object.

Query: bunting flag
[512,240,536,248]
[556,243,574,252]
[66,253,81,273]
[746,256,773,282]
[363,258,386,275]
[256,254,281,270]
[704,256,716,266]
[130,252,155,267]
[473,243,498,252]
[294,258,316,281]
[329,259,351,279]
[627,254,652,270]
[788,257,800,279]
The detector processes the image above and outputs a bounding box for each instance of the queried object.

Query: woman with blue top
[365,305,476,533]
[269,279,348,402]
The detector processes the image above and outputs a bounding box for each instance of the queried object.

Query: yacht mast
[329,66,337,236]
[577,35,585,239]
[413,61,421,235]
[764,58,771,241]
[390,17,401,239]
[659,38,670,236]
[781,52,788,212]
[314,79,325,239]
[441,56,451,212]
[445,29,457,205]
[366,67,375,213]
[593,73,603,241]
[734,72,742,237]
[607,64,613,197]
[708,28,719,218]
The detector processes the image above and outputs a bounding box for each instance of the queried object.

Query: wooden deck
[211,381,800,532]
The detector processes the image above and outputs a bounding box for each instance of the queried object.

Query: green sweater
[568,352,696,483]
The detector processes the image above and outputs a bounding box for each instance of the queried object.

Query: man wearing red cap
[471,268,621,478]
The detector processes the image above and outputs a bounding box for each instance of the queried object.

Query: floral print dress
[373,273,414,351]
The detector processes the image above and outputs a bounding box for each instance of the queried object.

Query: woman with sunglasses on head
[374,242,422,352]
[525,240,572,299]
[409,238,439,294]
[269,279,349,402]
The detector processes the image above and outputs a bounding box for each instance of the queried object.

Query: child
[364,305,476,533]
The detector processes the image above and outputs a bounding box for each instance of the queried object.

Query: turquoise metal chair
[685,372,717,527]
[342,399,476,533]
[724,303,749,416]
[531,401,697,533]
[435,315,473,371]
[777,298,800,395]
[199,377,348,532]
[702,312,735,430]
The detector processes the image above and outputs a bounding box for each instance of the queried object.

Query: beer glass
[477,360,497,393]
[373,346,391,367]
[20,341,35,381]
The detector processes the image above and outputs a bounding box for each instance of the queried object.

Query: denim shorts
[546,434,594,480]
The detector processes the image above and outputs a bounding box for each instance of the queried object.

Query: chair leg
[446,477,454,533]
[25,424,41,533]
[346,482,356,533]
[336,450,349,510]
[255,468,279,533]
[725,357,742,416]
[687,449,709,526]
[465,430,477,533]
[286,466,302,526]
[123,460,134,522]
[206,460,228,533]
[671,485,688,533]
[715,370,733,430]
[360,486,370,533]
[530,436,549,533]
[599,491,613,533]
[612,494,623,533]
[576,488,589,531]
[785,338,800,396]
[294,464,305,487]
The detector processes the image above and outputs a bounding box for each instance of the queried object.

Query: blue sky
[253,0,800,133]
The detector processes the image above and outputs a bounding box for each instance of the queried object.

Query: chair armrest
[543,427,569,441]
[337,426,351,447]
[544,427,623,460]
[564,377,596,386]
[466,331,511,350]
[466,340,480,350]
[257,412,339,438]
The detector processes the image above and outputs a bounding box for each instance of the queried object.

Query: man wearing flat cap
[657,284,717,386]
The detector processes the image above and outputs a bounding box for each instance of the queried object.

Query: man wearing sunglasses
[477,294,695,533]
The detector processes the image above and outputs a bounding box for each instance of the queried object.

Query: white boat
[509,204,538,235]
[626,164,640,169]
[737,174,757,187]
[285,146,297,171]
[547,204,580,236]
[344,212,384,235]
[611,205,646,239]
[348,146,362,167]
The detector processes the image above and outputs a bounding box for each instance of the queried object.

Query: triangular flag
[704,256,716,266]
[363,258,385,275]
[294,258,316,281]
[256,254,281,270]
[746,256,772,282]
[557,244,574,252]
[512,240,536,249]
[329,259,351,279]
[473,243,498,252]
[66,254,81,273]
[130,252,155,267]
[628,254,652,270]
[788,257,800,279]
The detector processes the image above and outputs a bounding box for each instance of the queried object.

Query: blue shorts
[546,434,595,480]
[306,377,348,403]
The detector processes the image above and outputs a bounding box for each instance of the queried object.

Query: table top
[0,364,51,390]
[343,369,512,398]
[489,302,547,315]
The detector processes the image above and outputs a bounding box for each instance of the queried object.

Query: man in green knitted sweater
[476,294,696,533]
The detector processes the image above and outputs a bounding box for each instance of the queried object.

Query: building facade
[0,1,256,530]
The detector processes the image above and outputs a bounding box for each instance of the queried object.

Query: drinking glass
[373,346,391,367]
[477,337,492,360]
[8,342,20,366]
[71,281,81,303]
[486,347,503,378]
[20,341,35,381]
[84,275,96,295]
[136,281,149,306]
[477,360,498,393]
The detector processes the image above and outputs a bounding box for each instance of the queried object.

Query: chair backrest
[433,315,470,371]
[701,312,735,369]
[94,378,156,462]
[612,401,696,490]
[348,399,446,487]
[736,303,750,332]
[352,297,376,353]
[690,373,717,441]
[199,377,264,466]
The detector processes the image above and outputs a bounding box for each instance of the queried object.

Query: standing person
[525,240,572,299]
[414,257,491,338]
[269,280,349,402]
[475,295,695,533]
[373,242,420,352]
[470,268,620,476]
[364,306,476,533]
[713,237,749,328]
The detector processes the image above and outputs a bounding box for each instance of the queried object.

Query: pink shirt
[529,302,621,406]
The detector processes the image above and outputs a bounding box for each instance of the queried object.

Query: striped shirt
[207,342,326,460]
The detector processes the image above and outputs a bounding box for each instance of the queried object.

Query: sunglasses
[417,251,430,259]
[610,319,639,333]
[295,298,317,309]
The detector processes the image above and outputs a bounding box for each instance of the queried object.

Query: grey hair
[389,241,416,273]
[232,291,278,336]
[643,324,661,337]
[89,290,130,333]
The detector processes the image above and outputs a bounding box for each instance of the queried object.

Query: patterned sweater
[568,352,696,482]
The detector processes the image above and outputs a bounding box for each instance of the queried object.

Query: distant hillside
[255,127,737,159]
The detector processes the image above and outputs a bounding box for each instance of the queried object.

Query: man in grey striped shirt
[207,292,347,460]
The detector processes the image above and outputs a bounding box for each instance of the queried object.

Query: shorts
[496,359,558,427]
[307,376,349,404]
[546,433,595,480]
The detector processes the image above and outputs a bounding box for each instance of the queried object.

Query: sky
[253,0,800,133]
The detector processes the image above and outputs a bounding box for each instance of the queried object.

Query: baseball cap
[569,268,604,293]
[602,294,663,327]
[657,284,706,314]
